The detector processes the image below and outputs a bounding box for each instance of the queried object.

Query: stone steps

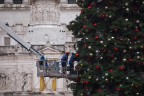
[0,91,73,96]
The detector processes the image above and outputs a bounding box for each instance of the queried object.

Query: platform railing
[37,61,78,79]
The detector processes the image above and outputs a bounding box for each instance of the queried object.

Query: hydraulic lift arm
[0,22,42,57]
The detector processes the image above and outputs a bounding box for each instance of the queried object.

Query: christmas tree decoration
[123,58,127,62]
[89,53,93,56]
[96,65,100,69]
[81,9,84,14]
[83,81,89,85]
[104,44,107,47]
[100,57,103,60]
[109,15,112,18]
[67,0,144,96]
[95,36,99,40]
[119,65,125,71]
[116,88,121,91]
[98,89,102,92]
[93,23,97,27]
[136,20,140,23]
[105,73,109,76]
[105,6,108,9]
[123,50,127,53]
[96,78,99,81]
[126,77,129,80]
[137,56,140,59]
[127,58,132,62]
[88,46,92,49]
[125,18,129,21]
[114,48,119,52]
[135,28,140,32]
[75,53,79,57]
[88,6,92,9]
[136,93,139,95]
[109,69,113,73]
[83,25,86,29]
[105,78,108,82]
[125,2,129,6]
[126,8,130,12]
[88,76,91,79]
[95,50,100,53]
[100,41,103,44]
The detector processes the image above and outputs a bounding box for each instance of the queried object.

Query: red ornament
[75,53,79,57]
[135,28,140,32]
[95,36,99,40]
[114,48,119,52]
[83,25,87,29]
[93,23,97,27]
[83,81,89,85]
[88,6,92,9]
[81,10,84,14]
[90,3,93,7]
[96,66,100,69]
[85,88,88,91]
[109,69,113,72]
[128,58,132,62]
[133,36,138,40]
[110,55,115,59]
[84,43,88,47]
[100,14,105,19]
[98,89,102,92]
[116,88,121,91]
[100,14,107,19]
[119,65,125,71]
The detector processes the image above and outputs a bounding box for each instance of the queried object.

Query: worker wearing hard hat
[61,52,69,74]
[69,53,79,74]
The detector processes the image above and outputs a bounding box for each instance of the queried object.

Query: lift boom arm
[0,22,42,57]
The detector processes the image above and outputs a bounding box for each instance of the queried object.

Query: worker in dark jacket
[61,52,69,74]
[69,53,79,74]
[69,53,75,74]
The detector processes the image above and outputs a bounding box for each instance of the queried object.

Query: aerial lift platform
[0,22,78,91]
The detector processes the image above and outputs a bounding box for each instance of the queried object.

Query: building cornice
[30,0,60,4]
[60,4,81,10]
[0,4,30,10]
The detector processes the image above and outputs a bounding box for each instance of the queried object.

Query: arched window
[13,0,23,4]
[68,0,76,4]
[0,0,4,4]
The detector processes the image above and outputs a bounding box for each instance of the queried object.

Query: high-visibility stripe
[40,76,46,91]
[52,78,56,91]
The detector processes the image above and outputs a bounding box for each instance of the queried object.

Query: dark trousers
[69,64,74,74]
[62,63,66,74]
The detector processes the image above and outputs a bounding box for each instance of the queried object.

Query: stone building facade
[0,0,80,95]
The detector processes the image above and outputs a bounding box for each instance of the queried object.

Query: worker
[61,52,69,74]
[69,53,75,74]
[69,53,79,74]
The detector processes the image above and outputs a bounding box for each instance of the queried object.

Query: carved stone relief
[0,65,32,92]
[31,2,60,24]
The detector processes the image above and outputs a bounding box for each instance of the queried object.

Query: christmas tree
[67,0,144,96]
